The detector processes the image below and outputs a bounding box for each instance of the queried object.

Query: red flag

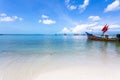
[102,25,108,33]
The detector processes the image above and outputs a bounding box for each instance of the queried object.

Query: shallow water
[0,35,120,80]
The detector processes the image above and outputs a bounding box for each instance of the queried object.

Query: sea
[0,34,120,80]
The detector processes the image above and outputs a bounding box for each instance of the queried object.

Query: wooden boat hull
[86,32,119,41]
[88,36,118,41]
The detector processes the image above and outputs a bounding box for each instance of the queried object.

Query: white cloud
[19,17,23,21]
[66,4,77,10]
[79,0,89,12]
[104,0,120,12]
[71,22,98,33]
[88,24,120,32]
[0,13,23,22]
[60,23,120,34]
[104,24,120,33]
[39,14,56,25]
[88,16,101,21]
[38,20,42,23]
[39,19,56,24]
[41,15,49,18]
[65,0,89,12]
[61,27,71,33]
[65,0,70,3]
[65,0,77,10]
[60,22,98,34]
[13,16,18,19]
[67,5,77,10]
[42,19,56,24]
[0,13,7,17]
[0,16,14,22]
[109,24,120,29]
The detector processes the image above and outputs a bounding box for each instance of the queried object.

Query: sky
[0,0,120,34]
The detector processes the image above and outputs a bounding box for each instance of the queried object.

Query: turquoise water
[0,34,120,56]
[0,34,120,80]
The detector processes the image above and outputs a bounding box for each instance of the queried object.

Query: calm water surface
[0,35,120,80]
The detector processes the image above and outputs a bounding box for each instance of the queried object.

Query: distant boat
[86,24,120,41]
[0,34,4,35]
[73,34,79,36]
[64,33,67,36]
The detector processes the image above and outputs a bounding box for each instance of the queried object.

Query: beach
[0,35,120,80]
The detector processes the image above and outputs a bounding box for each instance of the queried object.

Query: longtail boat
[86,24,120,41]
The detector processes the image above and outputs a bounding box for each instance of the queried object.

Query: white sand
[1,54,120,80]
[35,65,120,80]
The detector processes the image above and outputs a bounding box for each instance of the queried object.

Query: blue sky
[0,0,120,34]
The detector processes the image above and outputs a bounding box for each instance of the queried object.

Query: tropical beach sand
[35,66,120,80]
[0,52,120,80]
